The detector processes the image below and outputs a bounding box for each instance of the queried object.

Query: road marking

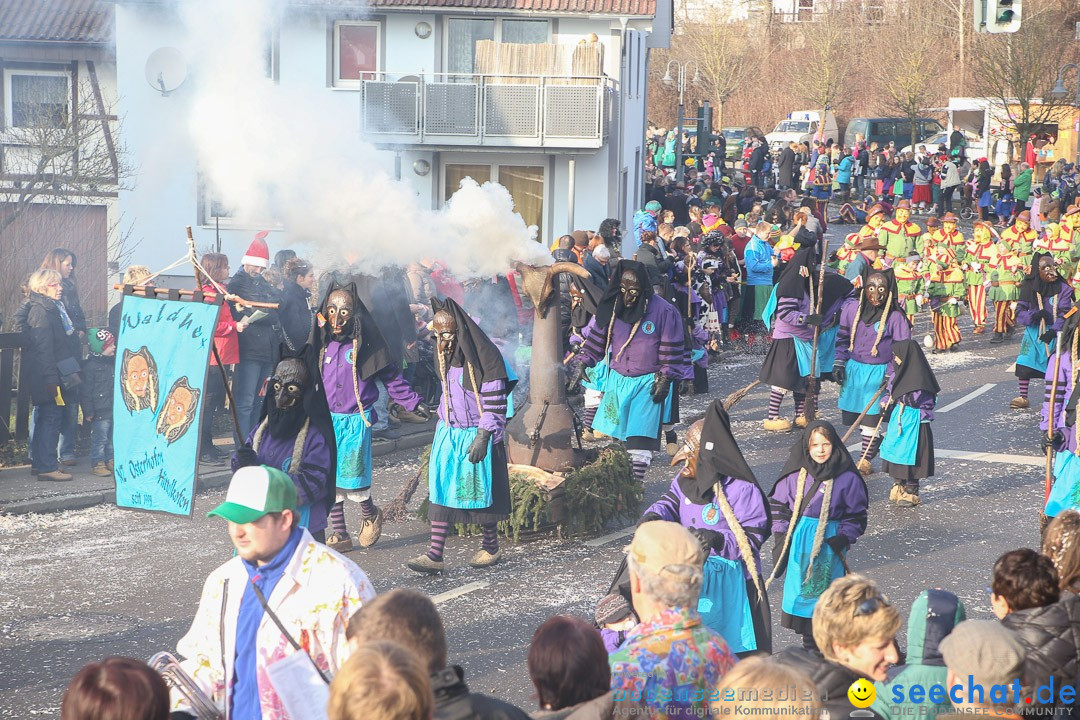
[935,448,1043,467]
[938,383,997,413]
[432,581,489,604]
[583,526,635,547]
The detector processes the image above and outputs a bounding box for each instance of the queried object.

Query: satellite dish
[145,47,188,96]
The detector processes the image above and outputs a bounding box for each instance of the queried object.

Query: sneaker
[794,416,809,429]
[856,459,873,476]
[325,531,354,552]
[469,548,503,568]
[896,489,921,507]
[91,461,111,477]
[407,554,445,574]
[38,470,73,482]
[60,458,77,467]
[358,508,383,548]
[1010,396,1030,409]
[763,418,793,432]
[106,459,114,471]
[889,484,901,502]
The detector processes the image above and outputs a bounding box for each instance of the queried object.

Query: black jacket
[61,278,86,334]
[227,270,282,364]
[584,252,611,289]
[774,647,887,720]
[750,144,768,172]
[81,355,115,420]
[26,293,79,406]
[430,665,531,720]
[634,242,672,292]
[777,147,796,187]
[1002,603,1080,711]
[278,281,313,351]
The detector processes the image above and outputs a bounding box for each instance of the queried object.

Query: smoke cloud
[180,0,550,277]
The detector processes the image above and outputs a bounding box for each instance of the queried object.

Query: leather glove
[650,373,672,404]
[1042,430,1066,453]
[639,512,663,526]
[690,527,727,555]
[804,313,823,327]
[390,402,431,424]
[468,428,492,464]
[825,535,850,555]
[567,361,585,390]
[414,402,432,420]
[832,363,847,385]
[1035,309,1054,324]
[1040,330,1057,344]
[235,444,260,467]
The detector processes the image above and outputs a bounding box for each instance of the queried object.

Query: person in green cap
[168,465,375,719]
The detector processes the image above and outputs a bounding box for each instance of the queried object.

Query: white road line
[583,526,635,548]
[935,448,1044,467]
[938,383,997,413]
[432,581,490,604]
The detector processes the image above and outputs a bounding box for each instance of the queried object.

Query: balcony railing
[359,72,613,149]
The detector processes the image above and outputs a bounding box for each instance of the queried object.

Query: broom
[723,379,761,411]
[384,463,426,522]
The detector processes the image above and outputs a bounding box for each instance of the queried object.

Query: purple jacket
[321,340,421,418]
[835,303,911,366]
[646,473,769,580]
[769,470,868,547]
[1016,286,1075,330]
[439,366,508,443]
[1043,351,1074,450]
[580,295,687,379]
[773,290,847,341]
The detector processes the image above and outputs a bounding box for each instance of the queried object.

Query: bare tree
[787,0,858,134]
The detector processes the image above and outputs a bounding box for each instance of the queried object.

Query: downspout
[617,16,630,258]
[568,158,576,233]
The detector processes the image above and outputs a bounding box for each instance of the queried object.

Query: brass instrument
[149,652,225,720]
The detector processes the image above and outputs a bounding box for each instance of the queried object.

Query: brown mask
[866,273,889,308]
[326,289,354,338]
[272,357,309,410]
[433,309,458,361]
[670,419,704,478]
[619,269,642,309]
[1040,255,1059,284]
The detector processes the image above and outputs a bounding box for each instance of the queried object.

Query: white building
[114,0,671,272]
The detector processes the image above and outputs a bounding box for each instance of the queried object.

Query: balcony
[359,73,614,150]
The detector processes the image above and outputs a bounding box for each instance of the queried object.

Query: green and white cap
[208,465,298,524]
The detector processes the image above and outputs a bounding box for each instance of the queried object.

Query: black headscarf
[569,275,605,331]
[821,272,854,317]
[856,266,900,325]
[775,246,817,300]
[890,339,940,399]
[594,259,654,328]
[315,281,393,381]
[680,400,758,503]
[776,420,856,482]
[431,297,516,392]
[1019,252,1062,307]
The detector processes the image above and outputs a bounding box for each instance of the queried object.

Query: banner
[113,293,220,516]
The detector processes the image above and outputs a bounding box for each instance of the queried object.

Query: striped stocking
[768,389,784,419]
[427,521,450,561]
[1019,378,1030,399]
[329,501,347,534]
[481,523,499,554]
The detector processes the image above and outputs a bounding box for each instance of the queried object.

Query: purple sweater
[769,469,868,547]
[579,295,687,379]
[321,340,421,419]
[439,366,508,443]
[835,303,911,365]
[1043,351,1075,451]
[1016,286,1075,330]
[773,290,848,341]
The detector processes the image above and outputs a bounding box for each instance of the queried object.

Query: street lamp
[663,59,701,183]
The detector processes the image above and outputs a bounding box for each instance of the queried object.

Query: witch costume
[1013,253,1075,409]
[642,401,772,655]
[834,267,911,473]
[315,282,427,552]
[567,276,609,436]
[768,421,869,645]
[407,297,517,574]
[232,344,336,541]
[879,340,939,507]
[1043,312,1080,520]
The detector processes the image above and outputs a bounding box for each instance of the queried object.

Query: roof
[0,0,112,44]
[293,0,655,15]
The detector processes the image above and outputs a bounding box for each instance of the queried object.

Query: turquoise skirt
[592,368,662,441]
[782,516,845,619]
[793,326,840,378]
[332,409,373,491]
[1046,451,1080,517]
[698,555,756,654]
[1017,325,1054,375]
[880,405,921,466]
[581,358,610,393]
[837,359,887,416]
[428,421,493,510]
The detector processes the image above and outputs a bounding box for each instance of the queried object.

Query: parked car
[901,129,984,158]
[721,126,764,159]
[766,110,838,153]
[845,117,944,152]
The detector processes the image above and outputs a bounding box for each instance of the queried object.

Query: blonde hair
[709,656,821,718]
[328,642,432,720]
[28,269,62,296]
[122,265,152,286]
[812,574,901,662]
[1043,510,1080,592]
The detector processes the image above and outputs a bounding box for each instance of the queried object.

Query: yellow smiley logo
[848,678,876,708]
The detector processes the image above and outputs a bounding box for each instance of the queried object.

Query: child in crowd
[594,593,637,654]
[82,328,116,476]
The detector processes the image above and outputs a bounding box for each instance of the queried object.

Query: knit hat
[209,465,298,524]
[241,231,271,268]
[87,328,115,357]
[595,593,632,626]
[939,620,1025,695]
[645,201,662,214]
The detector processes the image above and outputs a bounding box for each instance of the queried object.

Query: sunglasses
[854,594,891,618]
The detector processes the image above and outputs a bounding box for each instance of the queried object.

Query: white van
[766,110,839,153]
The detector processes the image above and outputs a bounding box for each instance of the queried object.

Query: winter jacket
[743,236,775,286]
[632,209,658,249]
[278,280,313,351]
[61,278,86,334]
[1014,168,1034,203]
[81,355,115,421]
[777,147,796,187]
[940,161,961,189]
[774,647,886,720]
[875,590,966,720]
[977,168,993,196]
[13,297,31,333]
[431,665,532,720]
[836,155,854,184]
[531,692,617,720]
[634,242,673,292]
[584,252,612,289]
[1001,602,1079,713]
[914,163,933,186]
[226,269,282,365]
[749,144,768,172]
[201,283,240,366]
[25,292,79,406]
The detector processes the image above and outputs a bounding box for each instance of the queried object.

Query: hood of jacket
[905,589,966,666]
[531,692,615,720]
[775,647,866,699]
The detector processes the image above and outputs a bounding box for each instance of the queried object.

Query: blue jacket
[743,236,775,286]
[836,155,854,184]
[632,209,657,250]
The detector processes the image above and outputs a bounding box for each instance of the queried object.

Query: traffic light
[978,0,1022,33]
[696,101,713,155]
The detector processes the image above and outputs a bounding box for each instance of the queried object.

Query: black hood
[431,297,515,393]
[776,246,817,300]
[1020,252,1062,307]
[775,420,857,483]
[855,266,900,325]
[594,259,654,327]
[890,340,940,399]
[569,275,605,331]
[315,281,393,381]
[680,400,758,503]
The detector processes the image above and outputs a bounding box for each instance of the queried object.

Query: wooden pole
[804,238,831,421]
[840,381,889,444]
[1046,328,1065,503]
[111,285,278,309]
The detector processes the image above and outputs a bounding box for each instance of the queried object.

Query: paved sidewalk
[0,418,437,515]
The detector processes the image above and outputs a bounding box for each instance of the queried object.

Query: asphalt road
[0,241,1053,717]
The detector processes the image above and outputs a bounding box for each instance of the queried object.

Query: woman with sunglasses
[768,420,869,650]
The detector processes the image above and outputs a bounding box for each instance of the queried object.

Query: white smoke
[180,0,550,277]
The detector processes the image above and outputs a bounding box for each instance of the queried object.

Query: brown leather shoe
[1010,396,1030,410]
[38,470,73,482]
[358,508,383,548]
[325,531,354,552]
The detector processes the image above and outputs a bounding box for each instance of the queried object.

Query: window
[334,21,380,87]
[199,176,280,229]
[444,162,544,239]
[862,0,885,24]
[446,18,549,75]
[796,0,815,22]
[870,121,894,136]
[4,69,70,129]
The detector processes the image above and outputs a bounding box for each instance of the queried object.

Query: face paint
[433,309,458,360]
[129,356,149,397]
[1040,256,1059,283]
[943,221,957,234]
[619,269,642,309]
[326,289,354,337]
[272,357,309,410]
[866,273,888,308]
[895,208,909,224]
[1016,220,1029,233]
[670,419,703,477]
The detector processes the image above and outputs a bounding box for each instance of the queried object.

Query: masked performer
[834,268,911,476]
[768,421,869,650]
[407,298,516,574]
[578,260,687,484]
[641,401,771,656]
[233,345,336,541]
[879,340,939,507]
[989,231,1024,343]
[567,276,606,440]
[837,204,887,274]
[894,251,925,325]
[924,230,965,353]
[316,282,430,552]
[1012,253,1075,409]
[963,220,995,334]
[1044,314,1080,523]
[760,247,852,431]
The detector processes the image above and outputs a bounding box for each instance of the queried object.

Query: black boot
[990,332,1005,344]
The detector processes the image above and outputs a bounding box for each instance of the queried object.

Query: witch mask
[1040,255,1059,283]
[619,269,642,310]
[433,309,457,360]
[866,273,888,308]
[670,419,703,478]
[326,289,355,338]
[272,358,309,410]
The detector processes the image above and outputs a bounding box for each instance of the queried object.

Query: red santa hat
[241,231,270,268]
